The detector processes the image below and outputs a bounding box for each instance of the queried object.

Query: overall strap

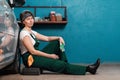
[30,33,37,41]
[30,33,40,50]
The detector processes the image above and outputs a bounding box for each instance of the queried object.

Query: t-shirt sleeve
[20,30,30,40]
[32,30,38,35]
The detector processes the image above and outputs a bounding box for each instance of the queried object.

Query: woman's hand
[50,54,59,59]
[59,37,65,45]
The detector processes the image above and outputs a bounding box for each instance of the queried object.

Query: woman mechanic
[19,10,100,75]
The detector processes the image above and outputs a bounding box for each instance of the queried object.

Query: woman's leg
[31,55,86,75]
[41,40,68,62]
[22,53,100,75]
[22,52,86,75]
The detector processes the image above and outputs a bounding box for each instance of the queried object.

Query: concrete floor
[0,63,120,80]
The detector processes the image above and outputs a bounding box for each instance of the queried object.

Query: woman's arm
[36,33,65,45]
[22,36,59,59]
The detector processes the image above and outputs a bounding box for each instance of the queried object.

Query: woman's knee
[50,40,59,45]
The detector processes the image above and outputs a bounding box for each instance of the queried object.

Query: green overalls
[22,33,86,75]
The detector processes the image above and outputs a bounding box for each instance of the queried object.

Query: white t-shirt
[19,29,37,54]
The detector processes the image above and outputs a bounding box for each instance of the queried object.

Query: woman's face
[23,16,34,28]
